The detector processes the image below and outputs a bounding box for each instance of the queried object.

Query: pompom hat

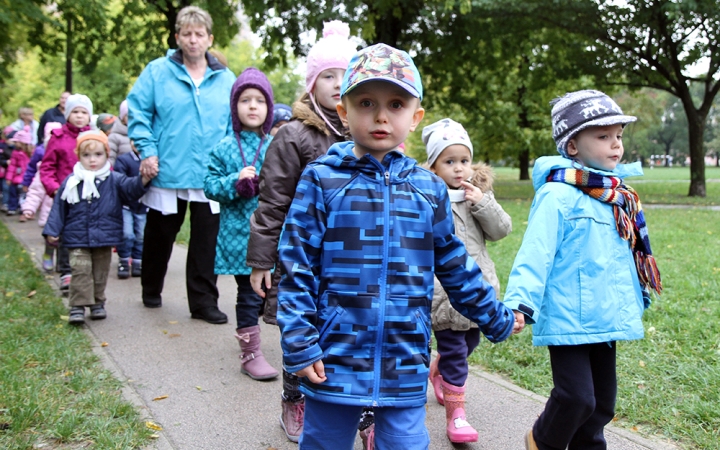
[64,94,93,120]
[230,67,274,135]
[551,90,636,157]
[422,118,473,167]
[10,125,33,146]
[305,21,357,93]
[118,100,128,121]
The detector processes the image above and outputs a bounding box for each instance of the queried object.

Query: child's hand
[460,180,484,205]
[512,311,526,335]
[46,236,59,246]
[22,186,28,193]
[296,360,327,384]
[250,268,272,298]
[140,156,159,178]
[238,166,257,180]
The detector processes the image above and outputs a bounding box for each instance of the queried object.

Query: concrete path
[2,215,679,450]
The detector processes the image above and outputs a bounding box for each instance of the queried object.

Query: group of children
[1,18,662,450]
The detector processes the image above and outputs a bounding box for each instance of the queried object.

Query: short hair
[175,6,213,35]
[18,107,33,116]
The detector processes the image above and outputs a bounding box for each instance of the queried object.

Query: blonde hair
[175,6,213,34]
[77,138,108,156]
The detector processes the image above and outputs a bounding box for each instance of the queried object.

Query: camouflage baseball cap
[341,43,423,100]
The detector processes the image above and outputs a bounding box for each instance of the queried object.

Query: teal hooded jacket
[127,49,235,189]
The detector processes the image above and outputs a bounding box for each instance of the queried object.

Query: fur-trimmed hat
[76,130,110,156]
[64,94,93,120]
[230,67,274,135]
[551,90,636,156]
[305,21,357,93]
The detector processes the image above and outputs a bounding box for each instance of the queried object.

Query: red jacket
[5,150,30,185]
[40,122,90,197]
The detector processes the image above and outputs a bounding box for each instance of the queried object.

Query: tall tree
[502,0,720,196]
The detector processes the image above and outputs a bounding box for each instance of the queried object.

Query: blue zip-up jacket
[503,156,648,346]
[277,142,516,408]
[115,151,149,215]
[127,49,235,189]
[43,172,148,248]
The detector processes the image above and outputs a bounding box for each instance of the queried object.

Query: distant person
[20,159,56,271]
[40,94,93,293]
[503,90,662,450]
[37,92,70,143]
[422,119,512,444]
[0,127,15,212]
[277,43,523,449]
[44,131,154,325]
[128,5,235,323]
[108,100,131,166]
[5,126,34,215]
[270,103,292,136]
[114,140,149,279]
[10,107,40,146]
[21,122,62,197]
[96,114,116,136]
[246,20,356,443]
[204,68,278,380]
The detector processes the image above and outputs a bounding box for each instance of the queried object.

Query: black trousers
[534,342,617,450]
[141,199,219,313]
[434,328,480,386]
[234,274,262,329]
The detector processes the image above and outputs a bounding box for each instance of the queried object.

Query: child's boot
[280,395,304,443]
[441,380,478,443]
[68,306,85,325]
[234,325,279,380]
[429,354,444,405]
[131,259,142,277]
[117,258,130,279]
[42,252,54,273]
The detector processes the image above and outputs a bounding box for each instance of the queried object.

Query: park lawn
[0,224,153,449]
[475,180,720,448]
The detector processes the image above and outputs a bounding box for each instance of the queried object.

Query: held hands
[250,268,272,298]
[140,156,159,185]
[460,180,484,205]
[295,360,327,384]
[238,166,257,180]
[512,311,526,335]
[46,236,59,246]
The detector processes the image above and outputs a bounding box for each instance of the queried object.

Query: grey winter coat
[108,120,132,166]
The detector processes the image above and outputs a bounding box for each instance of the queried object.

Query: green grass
[0,223,153,449]
[473,177,720,448]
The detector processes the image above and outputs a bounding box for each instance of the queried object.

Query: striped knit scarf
[547,168,662,294]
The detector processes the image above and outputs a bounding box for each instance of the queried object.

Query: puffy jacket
[114,151,149,214]
[278,142,516,408]
[503,155,647,346]
[43,172,148,248]
[21,164,53,227]
[432,164,512,332]
[108,120,132,166]
[22,145,44,187]
[127,49,235,189]
[40,123,90,197]
[204,132,272,275]
[246,97,347,271]
[5,150,30,185]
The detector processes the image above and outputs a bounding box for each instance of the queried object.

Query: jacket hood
[292,96,333,136]
[469,162,494,192]
[321,141,418,182]
[111,119,128,136]
[532,155,644,191]
[230,68,274,135]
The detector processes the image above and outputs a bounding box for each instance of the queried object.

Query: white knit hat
[64,94,93,120]
[422,118,473,167]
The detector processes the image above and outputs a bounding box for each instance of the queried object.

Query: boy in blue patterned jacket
[277,43,526,449]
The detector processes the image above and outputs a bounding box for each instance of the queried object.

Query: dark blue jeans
[234,274,262,329]
[118,209,147,260]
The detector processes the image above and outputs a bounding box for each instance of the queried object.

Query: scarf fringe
[635,252,662,295]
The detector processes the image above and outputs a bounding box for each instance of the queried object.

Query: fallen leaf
[27,290,36,298]
[196,386,202,391]
[162,330,168,334]
[145,421,163,431]
[639,360,646,368]
[169,321,178,324]
[101,342,109,347]
[169,333,181,338]
[60,315,69,320]
[5,292,14,297]
[631,426,638,432]
[149,434,160,439]
[153,395,169,401]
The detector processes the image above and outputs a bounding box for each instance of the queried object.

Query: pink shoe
[429,355,444,405]
[280,396,304,442]
[359,423,375,449]
[442,380,478,443]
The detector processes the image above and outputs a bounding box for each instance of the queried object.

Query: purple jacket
[40,122,90,197]
[22,144,45,187]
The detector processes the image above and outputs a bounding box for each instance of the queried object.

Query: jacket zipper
[373,165,391,406]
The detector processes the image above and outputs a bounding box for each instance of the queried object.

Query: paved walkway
[2,215,679,450]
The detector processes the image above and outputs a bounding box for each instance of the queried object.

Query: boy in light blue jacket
[503,90,662,450]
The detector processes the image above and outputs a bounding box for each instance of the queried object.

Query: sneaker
[359,423,375,450]
[68,306,85,325]
[131,259,142,278]
[0,204,7,212]
[280,396,304,443]
[525,430,539,450]
[6,209,17,216]
[42,254,54,273]
[89,304,107,320]
[117,259,130,279]
[60,274,71,292]
[18,214,27,222]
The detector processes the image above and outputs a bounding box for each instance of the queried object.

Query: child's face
[337,81,424,160]
[567,124,625,171]
[431,145,473,189]
[270,121,288,136]
[20,110,34,124]
[67,108,90,128]
[78,142,108,171]
[313,68,345,111]
[236,88,268,133]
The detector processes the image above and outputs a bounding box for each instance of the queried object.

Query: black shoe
[131,260,142,278]
[89,304,107,320]
[68,306,85,325]
[191,306,228,324]
[117,259,130,279]
[142,295,162,308]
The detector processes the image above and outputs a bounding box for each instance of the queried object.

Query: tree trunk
[65,16,72,92]
[686,111,706,197]
[519,149,530,180]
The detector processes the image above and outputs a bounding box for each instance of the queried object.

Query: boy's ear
[566,139,579,157]
[409,106,425,132]
[336,102,349,128]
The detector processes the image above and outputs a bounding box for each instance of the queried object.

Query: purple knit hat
[230,68,274,135]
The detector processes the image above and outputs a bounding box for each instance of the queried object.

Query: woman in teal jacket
[127,6,235,324]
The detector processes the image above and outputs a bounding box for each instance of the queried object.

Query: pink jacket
[22,164,53,227]
[5,150,30,185]
[40,122,90,197]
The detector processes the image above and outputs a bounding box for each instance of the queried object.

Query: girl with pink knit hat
[5,126,34,215]
[244,20,360,444]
